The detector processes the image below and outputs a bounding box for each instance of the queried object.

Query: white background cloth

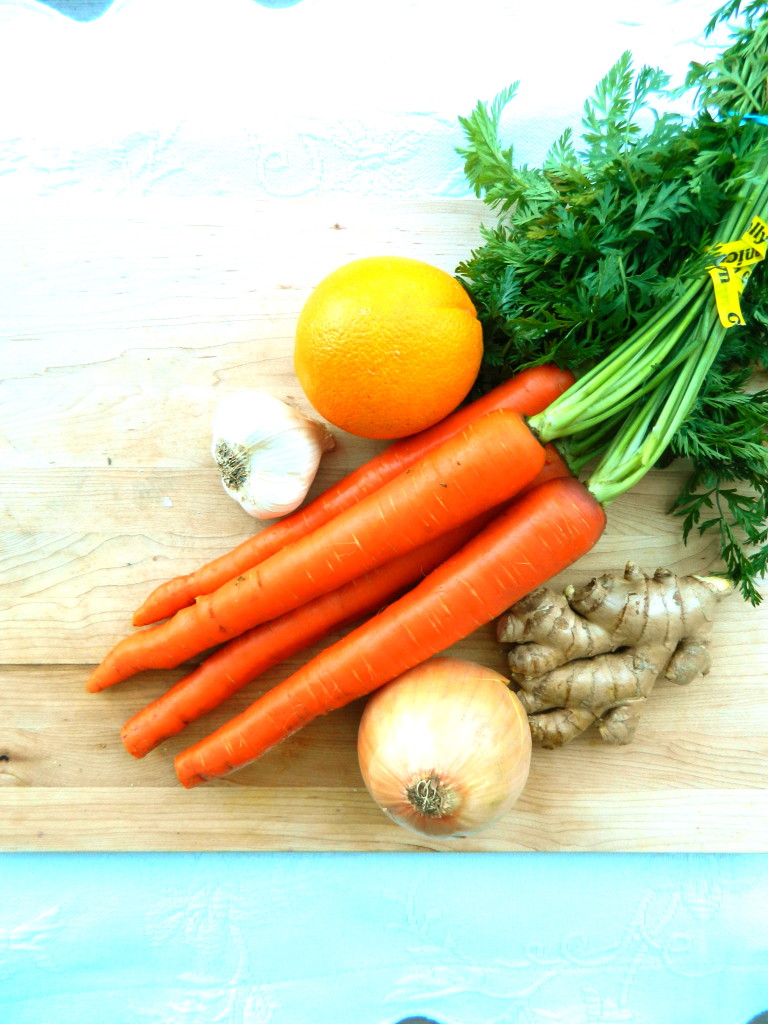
[1,0,730,200]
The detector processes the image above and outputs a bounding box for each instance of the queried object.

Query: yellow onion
[357,657,532,839]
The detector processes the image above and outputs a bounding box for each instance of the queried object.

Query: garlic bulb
[211,391,335,519]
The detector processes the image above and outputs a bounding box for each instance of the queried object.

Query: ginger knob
[496,562,733,747]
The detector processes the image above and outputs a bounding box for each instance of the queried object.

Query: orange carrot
[527,441,572,491]
[87,409,547,692]
[174,475,607,787]
[133,365,574,626]
[121,443,572,758]
[120,510,499,758]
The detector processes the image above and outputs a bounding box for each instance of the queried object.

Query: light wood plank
[1,194,767,851]
[3,787,767,853]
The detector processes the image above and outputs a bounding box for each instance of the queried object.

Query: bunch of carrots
[88,365,607,788]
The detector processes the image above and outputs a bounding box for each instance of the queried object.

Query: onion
[357,657,532,839]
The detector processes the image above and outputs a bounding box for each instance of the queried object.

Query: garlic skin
[211,391,335,519]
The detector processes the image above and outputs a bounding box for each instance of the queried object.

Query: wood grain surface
[2,195,767,851]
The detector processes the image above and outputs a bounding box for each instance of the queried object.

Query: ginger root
[496,561,733,747]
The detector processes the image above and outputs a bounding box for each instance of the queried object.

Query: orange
[293,255,483,439]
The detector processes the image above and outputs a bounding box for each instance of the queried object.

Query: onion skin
[357,657,532,839]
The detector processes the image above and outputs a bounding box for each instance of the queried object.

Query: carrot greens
[456,0,768,604]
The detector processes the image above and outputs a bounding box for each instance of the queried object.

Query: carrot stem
[529,169,768,505]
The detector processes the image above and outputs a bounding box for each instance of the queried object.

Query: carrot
[132,365,574,626]
[174,475,607,787]
[528,441,572,491]
[121,443,573,757]
[86,409,547,692]
[120,509,499,758]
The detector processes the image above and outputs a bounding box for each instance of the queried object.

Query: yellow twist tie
[708,215,767,328]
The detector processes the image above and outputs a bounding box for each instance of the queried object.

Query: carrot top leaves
[456,1,768,604]
[456,55,712,385]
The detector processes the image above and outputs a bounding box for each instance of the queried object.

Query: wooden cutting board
[2,195,767,852]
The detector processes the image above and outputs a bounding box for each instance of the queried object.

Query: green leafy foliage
[671,368,768,603]
[456,62,764,387]
[455,0,768,603]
